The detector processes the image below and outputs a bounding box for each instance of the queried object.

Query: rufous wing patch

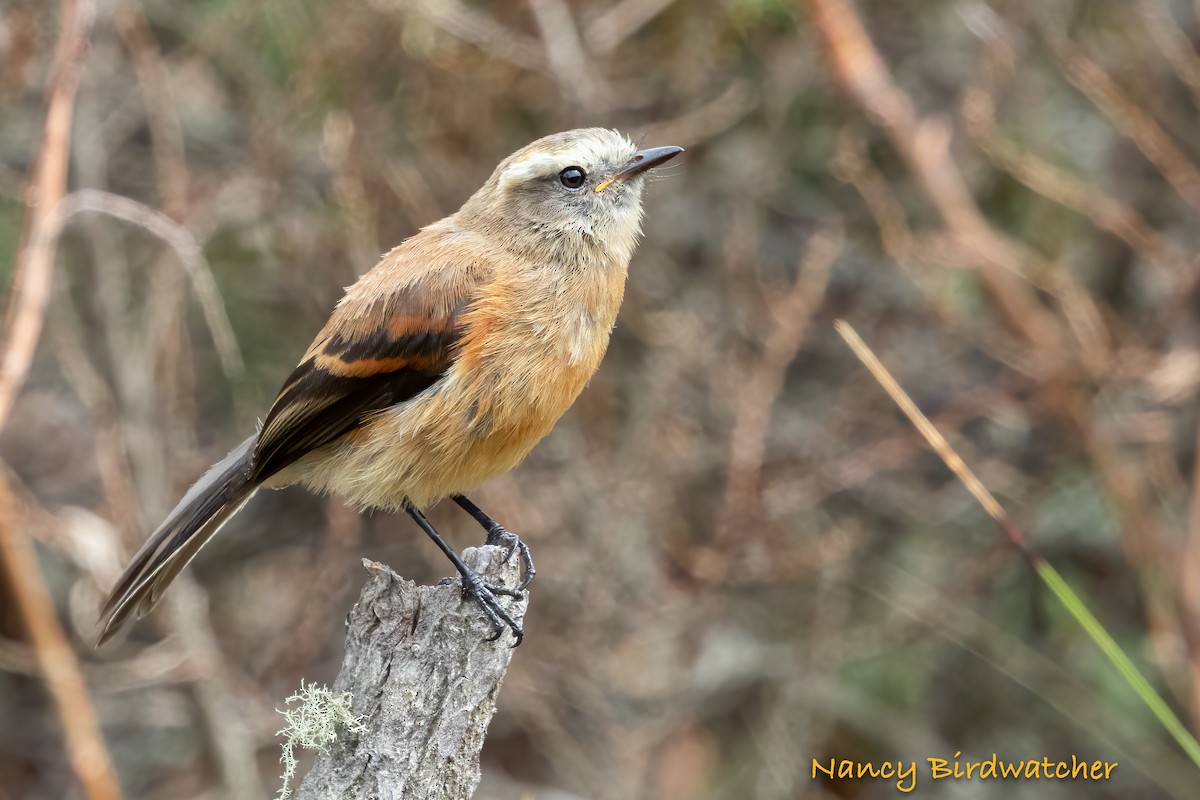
[250,287,475,482]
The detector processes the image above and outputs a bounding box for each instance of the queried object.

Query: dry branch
[586,0,680,55]
[394,0,545,71]
[528,0,603,107]
[0,475,121,800]
[295,545,529,800]
[1044,32,1200,217]
[802,0,1062,354]
[809,0,1192,721]
[0,0,94,428]
[719,224,839,543]
[52,189,243,376]
[960,87,1192,287]
[0,2,122,799]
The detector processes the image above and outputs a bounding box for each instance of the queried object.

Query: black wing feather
[248,301,467,482]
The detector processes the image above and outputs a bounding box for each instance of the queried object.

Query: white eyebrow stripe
[500,153,562,186]
[499,131,637,188]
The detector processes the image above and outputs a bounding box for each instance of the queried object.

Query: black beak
[596,145,684,192]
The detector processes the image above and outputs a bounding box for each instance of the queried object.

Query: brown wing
[249,258,486,483]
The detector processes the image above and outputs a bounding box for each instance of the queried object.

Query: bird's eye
[559,166,586,189]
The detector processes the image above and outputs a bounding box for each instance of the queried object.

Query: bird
[98,128,683,646]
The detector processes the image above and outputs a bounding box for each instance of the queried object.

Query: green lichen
[275,681,367,800]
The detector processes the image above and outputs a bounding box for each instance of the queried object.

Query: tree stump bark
[295,545,528,800]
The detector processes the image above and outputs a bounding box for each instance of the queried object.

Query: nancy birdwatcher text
[812,753,1118,793]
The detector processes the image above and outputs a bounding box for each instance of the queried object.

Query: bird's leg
[452,495,536,591]
[405,506,524,645]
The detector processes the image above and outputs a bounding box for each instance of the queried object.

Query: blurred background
[2,0,1200,798]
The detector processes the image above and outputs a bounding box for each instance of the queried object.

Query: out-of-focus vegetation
[2,0,1200,798]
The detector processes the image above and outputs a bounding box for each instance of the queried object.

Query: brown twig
[0,0,95,429]
[321,111,382,272]
[528,0,604,107]
[835,319,1200,775]
[802,0,1063,359]
[719,224,839,542]
[0,474,122,800]
[831,123,1039,378]
[114,0,189,220]
[585,0,680,55]
[762,383,1014,520]
[0,2,122,799]
[1042,31,1200,217]
[50,189,243,376]
[834,322,1020,542]
[832,125,914,262]
[393,0,545,72]
[807,0,1186,686]
[1135,0,1200,113]
[634,81,760,150]
[50,291,147,541]
[960,86,1192,288]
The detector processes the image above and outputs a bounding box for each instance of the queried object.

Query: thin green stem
[1036,559,1200,769]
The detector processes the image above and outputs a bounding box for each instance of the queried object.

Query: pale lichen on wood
[293,545,528,800]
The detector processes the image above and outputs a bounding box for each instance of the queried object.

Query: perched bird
[99,128,682,646]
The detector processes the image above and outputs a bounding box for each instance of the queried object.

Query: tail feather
[98,435,258,645]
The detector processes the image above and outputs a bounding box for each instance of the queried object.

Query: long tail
[98,435,258,645]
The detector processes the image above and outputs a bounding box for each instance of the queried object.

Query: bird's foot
[484,524,536,592]
[457,566,524,646]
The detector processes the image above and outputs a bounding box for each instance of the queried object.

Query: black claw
[484,524,537,592]
[453,496,537,592]
[407,505,525,646]
[458,568,524,645]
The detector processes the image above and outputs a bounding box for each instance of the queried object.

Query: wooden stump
[295,545,528,800]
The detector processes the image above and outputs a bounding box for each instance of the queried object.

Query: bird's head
[459,128,683,264]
